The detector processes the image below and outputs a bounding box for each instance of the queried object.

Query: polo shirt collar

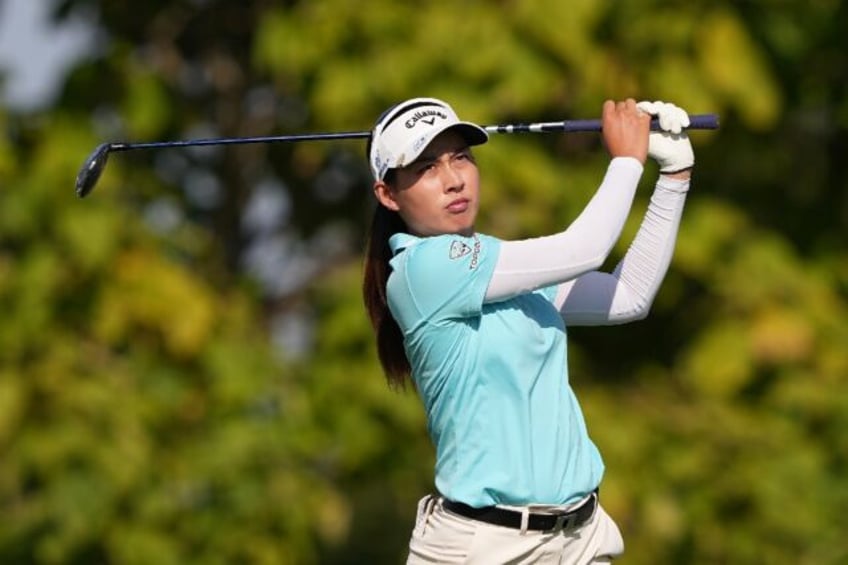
[388,233,420,255]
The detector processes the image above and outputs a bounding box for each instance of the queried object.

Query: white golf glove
[636,100,694,173]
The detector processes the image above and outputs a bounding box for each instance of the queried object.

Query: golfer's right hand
[601,99,651,164]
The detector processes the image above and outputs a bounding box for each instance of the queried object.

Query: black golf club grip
[566,113,718,132]
[486,114,719,134]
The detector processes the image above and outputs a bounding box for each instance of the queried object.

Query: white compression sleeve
[484,157,644,302]
[554,176,689,325]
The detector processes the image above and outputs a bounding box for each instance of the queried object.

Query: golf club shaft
[107,131,372,152]
[75,113,719,197]
[107,114,719,152]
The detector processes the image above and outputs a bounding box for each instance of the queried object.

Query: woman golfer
[363,97,694,563]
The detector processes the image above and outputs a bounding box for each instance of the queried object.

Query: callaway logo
[405,109,448,128]
[449,240,472,260]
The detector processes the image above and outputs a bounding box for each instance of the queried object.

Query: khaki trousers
[407,495,624,564]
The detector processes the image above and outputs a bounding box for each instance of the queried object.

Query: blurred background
[1,0,846,563]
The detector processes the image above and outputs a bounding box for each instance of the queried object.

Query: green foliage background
[1,1,846,563]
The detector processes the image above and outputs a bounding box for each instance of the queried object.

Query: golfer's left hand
[637,101,694,174]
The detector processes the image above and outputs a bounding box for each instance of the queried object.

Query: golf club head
[75,143,112,198]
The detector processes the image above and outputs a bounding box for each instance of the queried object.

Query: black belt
[442,490,598,531]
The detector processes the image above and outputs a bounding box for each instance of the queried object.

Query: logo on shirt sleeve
[469,235,480,270]
[449,240,472,260]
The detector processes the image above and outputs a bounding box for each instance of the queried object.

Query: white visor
[369,97,488,181]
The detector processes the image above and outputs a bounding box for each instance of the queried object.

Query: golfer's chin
[454,225,475,237]
[406,213,470,237]
[446,206,478,235]
[441,214,476,237]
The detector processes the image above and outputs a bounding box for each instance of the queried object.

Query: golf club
[75,113,719,198]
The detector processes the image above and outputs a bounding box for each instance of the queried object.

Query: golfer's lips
[446,198,470,213]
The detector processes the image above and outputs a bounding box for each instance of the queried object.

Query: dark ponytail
[363,183,412,389]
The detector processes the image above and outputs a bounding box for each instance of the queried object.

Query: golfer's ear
[374,181,400,212]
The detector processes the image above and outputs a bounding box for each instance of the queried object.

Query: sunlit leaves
[681,319,753,397]
[749,306,814,365]
[56,203,125,270]
[93,249,216,357]
[697,8,782,128]
[0,375,25,447]
[122,67,172,140]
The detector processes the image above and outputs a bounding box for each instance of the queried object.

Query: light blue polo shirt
[387,232,604,507]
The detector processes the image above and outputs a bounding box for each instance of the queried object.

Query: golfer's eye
[454,149,473,163]
[417,162,436,174]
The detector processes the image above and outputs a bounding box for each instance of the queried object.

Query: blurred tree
[0,0,845,563]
